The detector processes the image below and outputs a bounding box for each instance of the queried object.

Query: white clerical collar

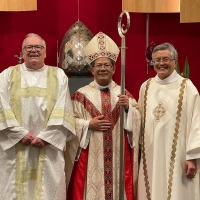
[155,70,181,84]
[94,80,111,90]
[21,63,46,71]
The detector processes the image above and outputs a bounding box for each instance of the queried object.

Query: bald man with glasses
[0,33,76,200]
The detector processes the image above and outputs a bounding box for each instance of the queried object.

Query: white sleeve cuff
[186,152,200,160]
[79,120,92,149]
[38,125,71,151]
[123,105,133,132]
[0,126,28,151]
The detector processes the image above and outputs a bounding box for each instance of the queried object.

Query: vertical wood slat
[122,0,180,13]
[0,0,37,11]
[180,0,200,22]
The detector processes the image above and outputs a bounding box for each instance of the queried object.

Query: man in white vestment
[137,42,200,200]
[0,33,76,200]
[67,32,141,200]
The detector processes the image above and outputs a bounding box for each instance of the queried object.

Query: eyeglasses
[94,63,113,69]
[23,45,45,52]
[153,57,175,64]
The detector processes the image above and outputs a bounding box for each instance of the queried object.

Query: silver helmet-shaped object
[59,21,93,76]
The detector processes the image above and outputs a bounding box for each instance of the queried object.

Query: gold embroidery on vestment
[141,78,152,200]
[167,78,187,200]
[34,148,46,200]
[141,78,187,200]
[10,66,57,199]
[45,67,57,127]
[153,102,166,121]
[0,109,15,122]
[21,87,47,98]
[50,109,64,118]
[50,109,75,128]
[15,143,26,200]
[10,65,22,125]
[64,111,75,127]
[15,144,46,200]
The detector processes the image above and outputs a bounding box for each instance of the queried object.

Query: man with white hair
[137,42,200,200]
[0,33,76,200]
[67,32,141,200]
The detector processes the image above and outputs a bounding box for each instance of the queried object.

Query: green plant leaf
[175,61,180,74]
[183,57,190,78]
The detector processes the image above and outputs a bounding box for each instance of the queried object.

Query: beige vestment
[67,80,141,200]
[0,64,76,200]
[138,72,200,200]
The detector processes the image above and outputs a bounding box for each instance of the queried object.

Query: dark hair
[90,58,115,67]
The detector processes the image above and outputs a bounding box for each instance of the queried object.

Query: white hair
[22,33,46,50]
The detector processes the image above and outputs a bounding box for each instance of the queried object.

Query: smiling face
[90,57,116,86]
[22,36,46,70]
[153,49,177,80]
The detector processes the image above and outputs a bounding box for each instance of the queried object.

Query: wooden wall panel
[122,0,180,13]
[0,0,37,11]
[180,0,200,22]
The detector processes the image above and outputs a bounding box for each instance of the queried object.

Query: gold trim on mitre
[84,32,120,64]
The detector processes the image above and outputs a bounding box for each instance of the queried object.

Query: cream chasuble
[67,80,141,200]
[137,72,200,200]
[0,64,76,200]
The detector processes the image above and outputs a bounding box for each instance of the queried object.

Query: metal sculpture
[59,21,93,76]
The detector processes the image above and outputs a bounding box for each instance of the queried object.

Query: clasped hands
[89,94,129,131]
[21,132,48,149]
